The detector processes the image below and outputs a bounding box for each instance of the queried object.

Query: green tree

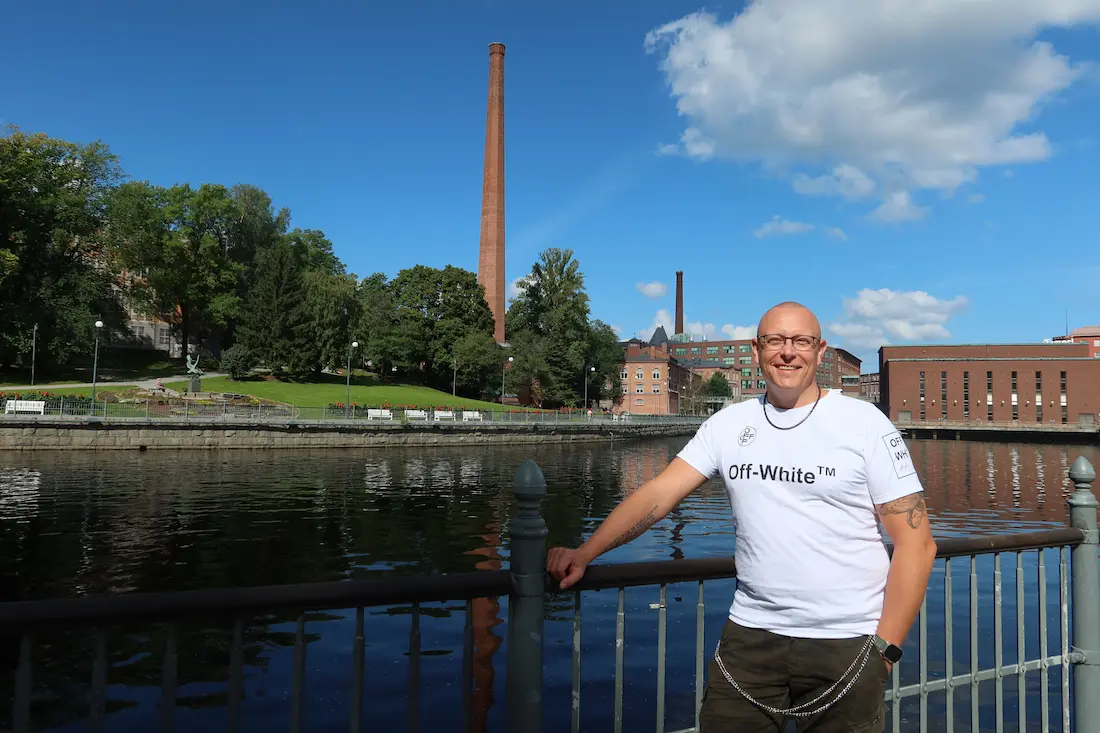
[106,182,243,357]
[0,127,127,370]
[704,371,733,397]
[238,241,309,374]
[299,270,359,374]
[585,320,625,408]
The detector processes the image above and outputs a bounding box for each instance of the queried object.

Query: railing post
[507,459,548,733]
[1068,455,1099,731]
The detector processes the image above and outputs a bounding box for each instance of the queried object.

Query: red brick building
[618,344,701,415]
[859,373,881,404]
[880,343,1100,427]
[1051,326,1100,359]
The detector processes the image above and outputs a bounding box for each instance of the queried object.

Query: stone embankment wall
[0,419,700,451]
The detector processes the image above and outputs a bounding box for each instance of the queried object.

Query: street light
[502,356,513,405]
[345,340,359,419]
[91,320,104,401]
[452,354,458,396]
[584,365,595,411]
[30,323,37,386]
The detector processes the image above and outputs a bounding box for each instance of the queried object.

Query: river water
[0,437,1097,732]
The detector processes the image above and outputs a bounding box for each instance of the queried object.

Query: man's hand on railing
[547,546,589,590]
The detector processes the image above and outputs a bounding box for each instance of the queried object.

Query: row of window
[622,368,664,380]
[918,370,1069,423]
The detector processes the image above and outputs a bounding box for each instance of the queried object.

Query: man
[548,302,937,732]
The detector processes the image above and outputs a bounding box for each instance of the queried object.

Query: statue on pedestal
[186,354,203,394]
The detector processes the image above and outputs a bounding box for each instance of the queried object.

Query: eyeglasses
[757,334,819,351]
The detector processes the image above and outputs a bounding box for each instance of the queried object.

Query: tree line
[0,126,623,407]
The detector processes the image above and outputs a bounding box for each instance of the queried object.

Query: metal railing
[0,458,1097,732]
[0,399,707,425]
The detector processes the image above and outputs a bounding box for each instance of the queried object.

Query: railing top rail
[0,528,1082,630]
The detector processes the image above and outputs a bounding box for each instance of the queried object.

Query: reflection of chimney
[479,43,507,343]
[675,271,684,336]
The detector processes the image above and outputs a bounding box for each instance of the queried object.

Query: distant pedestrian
[548,301,936,732]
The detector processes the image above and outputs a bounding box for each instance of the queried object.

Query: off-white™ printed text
[883,432,916,479]
[728,463,833,485]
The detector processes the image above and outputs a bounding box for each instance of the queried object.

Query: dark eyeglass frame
[756,334,820,351]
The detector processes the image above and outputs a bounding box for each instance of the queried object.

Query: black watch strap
[873,634,903,663]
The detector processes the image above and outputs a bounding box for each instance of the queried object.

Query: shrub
[220,345,254,380]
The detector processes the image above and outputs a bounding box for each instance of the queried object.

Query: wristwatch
[873,635,903,664]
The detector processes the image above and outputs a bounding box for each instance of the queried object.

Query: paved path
[1,373,227,391]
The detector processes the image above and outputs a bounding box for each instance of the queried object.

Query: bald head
[758,302,821,339]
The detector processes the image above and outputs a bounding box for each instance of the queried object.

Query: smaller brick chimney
[675,271,684,336]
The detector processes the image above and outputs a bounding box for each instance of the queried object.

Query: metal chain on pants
[713,635,875,718]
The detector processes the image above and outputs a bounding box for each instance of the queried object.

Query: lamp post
[502,356,513,406]
[30,323,37,386]
[345,340,359,419]
[452,355,458,396]
[584,365,595,410]
[91,320,104,401]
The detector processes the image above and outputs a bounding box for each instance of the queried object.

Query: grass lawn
[0,385,137,398]
[162,373,524,411]
[1,350,185,387]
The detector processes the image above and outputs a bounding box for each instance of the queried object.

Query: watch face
[884,645,903,663]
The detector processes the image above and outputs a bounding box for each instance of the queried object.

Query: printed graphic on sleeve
[882,432,916,479]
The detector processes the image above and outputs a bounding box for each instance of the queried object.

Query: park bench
[405,409,429,421]
[4,400,46,415]
[462,410,483,422]
[366,409,393,421]
[434,410,456,421]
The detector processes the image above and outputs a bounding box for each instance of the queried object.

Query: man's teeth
[777,366,798,370]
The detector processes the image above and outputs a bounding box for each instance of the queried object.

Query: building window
[841,375,859,386]
[962,371,969,420]
[691,347,700,354]
[739,344,752,353]
[724,345,736,353]
[741,380,752,390]
[757,380,767,389]
[652,384,660,394]
[675,348,687,356]
[1036,371,1043,423]
[741,368,753,377]
[1010,371,1018,421]
[635,369,643,379]
[1061,371,1067,424]
[723,357,735,365]
[940,371,947,420]
[635,384,644,393]
[919,371,926,421]
[987,371,993,422]
[620,369,628,379]
[634,398,644,406]
[652,368,661,379]
[706,346,718,355]
[739,356,753,365]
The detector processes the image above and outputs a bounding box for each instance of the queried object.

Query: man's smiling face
[752,304,826,397]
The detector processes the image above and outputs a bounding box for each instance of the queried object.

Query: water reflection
[0,438,1095,732]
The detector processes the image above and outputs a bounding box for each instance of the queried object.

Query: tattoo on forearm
[876,492,928,529]
[607,505,659,551]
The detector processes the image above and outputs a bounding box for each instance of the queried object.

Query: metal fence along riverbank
[0,455,1097,732]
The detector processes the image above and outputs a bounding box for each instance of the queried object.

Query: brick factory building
[860,373,881,404]
[618,343,699,415]
[879,343,1100,427]
[1051,326,1100,359]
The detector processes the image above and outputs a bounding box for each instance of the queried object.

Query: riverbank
[0,418,700,450]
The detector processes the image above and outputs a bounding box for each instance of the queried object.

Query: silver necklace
[762,385,822,431]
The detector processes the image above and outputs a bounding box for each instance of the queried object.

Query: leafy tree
[0,127,127,370]
[585,320,625,408]
[106,182,243,357]
[220,344,254,380]
[299,270,359,374]
[287,228,343,277]
[704,372,733,397]
[451,330,502,396]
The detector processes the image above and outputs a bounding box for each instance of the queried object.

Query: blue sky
[5,1,1100,369]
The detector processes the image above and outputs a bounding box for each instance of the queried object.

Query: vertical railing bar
[695,580,704,730]
[1016,551,1026,732]
[89,629,107,733]
[1059,547,1070,733]
[1038,550,1049,733]
[995,552,1004,733]
[351,607,365,733]
[463,600,473,733]
[945,557,954,733]
[571,591,582,733]
[228,616,244,733]
[970,555,979,733]
[656,583,667,733]
[614,587,625,733]
[919,596,927,733]
[408,601,421,733]
[161,623,178,733]
[14,633,32,733]
[291,613,306,733]
[891,640,900,733]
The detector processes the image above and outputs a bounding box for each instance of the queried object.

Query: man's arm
[547,457,710,588]
[875,492,938,660]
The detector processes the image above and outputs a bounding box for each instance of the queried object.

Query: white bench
[462,410,483,422]
[405,409,429,421]
[367,408,393,421]
[434,410,456,421]
[4,400,46,415]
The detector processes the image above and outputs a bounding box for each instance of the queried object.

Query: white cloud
[646,308,675,339]
[644,4,1100,219]
[827,288,969,349]
[656,143,681,156]
[754,215,814,238]
[827,226,848,241]
[610,324,623,335]
[636,280,669,298]
[869,191,928,222]
[643,309,756,343]
[967,193,986,204]
[722,324,756,340]
[507,277,528,300]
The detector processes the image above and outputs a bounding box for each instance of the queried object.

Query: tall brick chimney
[675,270,684,336]
[478,43,507,343]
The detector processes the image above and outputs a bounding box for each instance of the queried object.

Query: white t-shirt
[677,389,923,638]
